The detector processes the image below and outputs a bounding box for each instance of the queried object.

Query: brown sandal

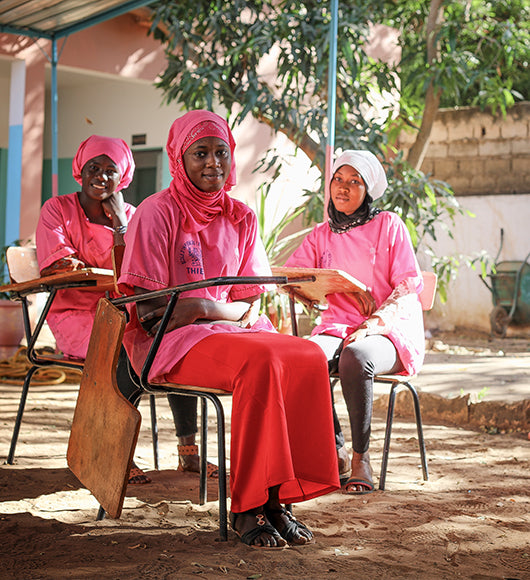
[128,464,151,485]
[177,444,219,479]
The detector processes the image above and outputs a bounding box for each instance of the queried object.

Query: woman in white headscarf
[285,150,425,494]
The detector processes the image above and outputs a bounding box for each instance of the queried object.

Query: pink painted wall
[0,13,168,239]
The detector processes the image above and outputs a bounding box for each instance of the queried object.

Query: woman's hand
[135,287,259,337]
[139,297,207,336]
[344,316,382,344]
[102,191,127,228]
[40,255,86,276]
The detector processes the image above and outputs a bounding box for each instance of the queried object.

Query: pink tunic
[118,189,275,382]
[285,211,425,374]
[118,188,339,511]
[35,192,136,359]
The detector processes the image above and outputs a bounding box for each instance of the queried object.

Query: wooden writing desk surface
[271,266,376,316]
[0,268,115,296]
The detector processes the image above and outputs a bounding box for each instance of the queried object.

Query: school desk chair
[1,246,114,464]
[67,274,291,541]
[273,267,437,491]
[1,245,155,469]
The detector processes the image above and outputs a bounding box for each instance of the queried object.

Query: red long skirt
[166,332,340,513]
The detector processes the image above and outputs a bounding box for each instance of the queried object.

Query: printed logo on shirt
[319,250,332,269]
[180,241,204,275]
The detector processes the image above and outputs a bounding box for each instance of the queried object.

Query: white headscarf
[332,150,388,200]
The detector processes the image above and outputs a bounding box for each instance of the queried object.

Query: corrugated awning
[0,0,156,40]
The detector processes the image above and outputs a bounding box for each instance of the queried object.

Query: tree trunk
[406,0,444,171]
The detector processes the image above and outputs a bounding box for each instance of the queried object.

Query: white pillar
[5,59,25,246]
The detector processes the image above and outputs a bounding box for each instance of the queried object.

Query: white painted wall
[422,193,530,333]
[45,67,317,216]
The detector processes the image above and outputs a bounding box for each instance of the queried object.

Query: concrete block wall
[398,103,529,334]
[399,102,530,196]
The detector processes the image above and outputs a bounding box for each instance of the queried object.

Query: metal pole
[324,0,339,218]
[51,37,58,196]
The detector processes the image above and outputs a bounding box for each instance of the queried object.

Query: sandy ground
[0,331,529,579]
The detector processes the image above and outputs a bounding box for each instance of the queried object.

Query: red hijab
[72,135,135,192]
[166,110,244,233]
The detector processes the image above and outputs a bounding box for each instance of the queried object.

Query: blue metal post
[325,0,339,217]
[51,37,59,196]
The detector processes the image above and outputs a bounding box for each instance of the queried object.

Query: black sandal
[229,511,287,548]
[265,507,314,545]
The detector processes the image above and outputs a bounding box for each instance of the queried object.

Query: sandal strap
[177,444,199,456]
[206,462,219,478]
[266,507,311,543]
[230,512,282,546]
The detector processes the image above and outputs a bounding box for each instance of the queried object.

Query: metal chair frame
[287,270,437,490]
[2,246,114,464]
[1,246,162,468]
[106,274,291,540]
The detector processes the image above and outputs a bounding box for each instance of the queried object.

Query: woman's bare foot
[343,450,374,494]
[230,509,287,548]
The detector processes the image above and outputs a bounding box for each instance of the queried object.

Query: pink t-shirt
[285,211,425,374]
[35,192,136,358]
[118,189,275,382]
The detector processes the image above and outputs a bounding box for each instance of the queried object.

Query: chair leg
[207,394,228,542]
[379,382,398,491]
[149,395,159,470]
[407,382,429,482]
[7,366,39,464]
[199,397,208,505]
[379,381,429,491]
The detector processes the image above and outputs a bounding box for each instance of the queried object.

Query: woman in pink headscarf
[285,150,425,495]
[119,110,339,548]
[35,135,155,483]
[36,135,136,358]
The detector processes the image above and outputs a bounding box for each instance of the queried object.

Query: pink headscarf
[72,135,135,192]
[166,110,243,233]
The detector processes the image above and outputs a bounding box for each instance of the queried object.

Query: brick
[425,142,448,158]
[447,174,472,195]
[511,139,530,155]
[421,159,435,175]
[447,120,476,141]
[483,158,511,176]
[477,116,502,140]
[500,118,529,140]
[512,156,530,176]
[478,140,512,156]
[430,157,458,180]
[448,140,479,157]
[430,119,449,142]
[453,157,485,177]
[466,172,494,194]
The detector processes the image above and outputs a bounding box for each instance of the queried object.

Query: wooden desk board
[272,266,376,316]
[0,268,114,295]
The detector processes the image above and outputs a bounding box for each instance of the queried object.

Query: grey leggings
[310,334,403,454]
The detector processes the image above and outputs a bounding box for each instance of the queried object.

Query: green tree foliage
[393,0,528,116]
[151,0,387,172]
[148,0,527,295]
